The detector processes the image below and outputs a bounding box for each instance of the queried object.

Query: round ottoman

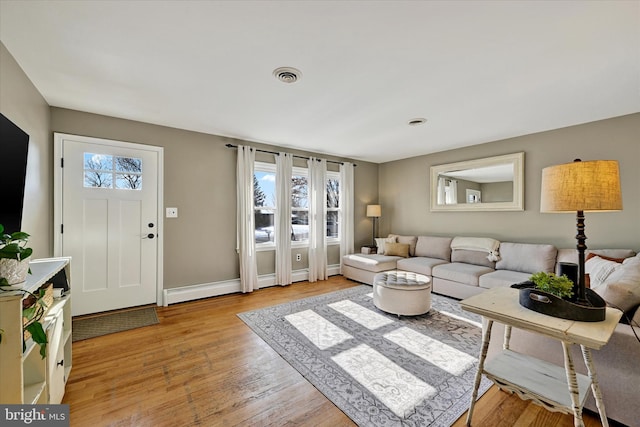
[373,271,432,316]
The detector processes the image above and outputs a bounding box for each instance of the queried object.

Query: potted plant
[0,224,48,358]
[0,223,33,288]
[529,271,574,299]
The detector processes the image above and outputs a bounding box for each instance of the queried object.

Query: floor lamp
[366,205,381,247]
[540,159,622,305]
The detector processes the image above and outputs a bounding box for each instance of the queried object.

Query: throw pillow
[585,256,622,288]
[389,234,418,257]
[414,236,453,260]
[594,282,640,314]
[375,237,396,255]
[385,242,410,258]
[586,252,627,264]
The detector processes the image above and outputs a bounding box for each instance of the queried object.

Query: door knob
[148,223,154,228]
[143,233,155,239]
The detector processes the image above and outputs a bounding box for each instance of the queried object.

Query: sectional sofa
[341,234,640,426]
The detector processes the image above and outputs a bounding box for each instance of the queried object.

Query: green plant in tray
[530,271,574,299]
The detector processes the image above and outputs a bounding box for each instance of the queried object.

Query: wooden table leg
[466,319,493,426]
[581,345,609,427]
[503,325,512,350]
[561,341,584,427]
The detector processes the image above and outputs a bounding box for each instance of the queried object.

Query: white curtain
[308,157,327,282]
[437,177,446,205]
[236,145,258,292]
[447,179,458,204]
[275,152,293,286]
[340,162,354,267]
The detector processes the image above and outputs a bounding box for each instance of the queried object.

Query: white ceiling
[1,1,638,164]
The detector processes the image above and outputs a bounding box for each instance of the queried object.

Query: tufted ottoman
[373,271,432,316]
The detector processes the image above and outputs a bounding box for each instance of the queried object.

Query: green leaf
[10,231,30,241]
[23,305,37,320]
[24,321,48,359]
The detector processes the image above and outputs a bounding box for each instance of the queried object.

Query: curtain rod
[225,144,356,166]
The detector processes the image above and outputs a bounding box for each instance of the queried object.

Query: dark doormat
[72,306,159,342]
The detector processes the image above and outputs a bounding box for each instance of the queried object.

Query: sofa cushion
[432,263,494,287]
[415,236,452,261]
[451,249,496,268]
[479,270,532,289]
[495,242,557,274]
[389,234,418,257]
[342,254,401,273]
[396,257,449,276]
[385,242,410,258]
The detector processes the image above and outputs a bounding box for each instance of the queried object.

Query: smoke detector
[273,67,302,83]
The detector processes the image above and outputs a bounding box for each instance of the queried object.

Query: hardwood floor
[64,276,604,426]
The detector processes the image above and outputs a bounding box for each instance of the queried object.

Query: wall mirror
[430,152,524,212]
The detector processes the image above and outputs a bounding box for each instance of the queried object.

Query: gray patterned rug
[238,285,491,427]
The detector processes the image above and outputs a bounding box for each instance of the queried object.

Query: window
[326,172,340,241]
[84,153,142,190]
[291,168,309,243]
[254,163,276,245]
[253,162,341,246]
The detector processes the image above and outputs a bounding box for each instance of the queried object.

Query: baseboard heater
[163,265,341,306]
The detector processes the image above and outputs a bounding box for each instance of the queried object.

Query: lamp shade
[366,204,381,217]
[540,160,622,213]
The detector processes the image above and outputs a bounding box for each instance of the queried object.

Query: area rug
[72,306,159,341]
[238,285,491,427]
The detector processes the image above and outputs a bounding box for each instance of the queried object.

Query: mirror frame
[430,152,524,212]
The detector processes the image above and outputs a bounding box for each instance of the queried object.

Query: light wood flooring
[64,276,606,426]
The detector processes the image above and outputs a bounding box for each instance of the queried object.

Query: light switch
[166,207,178,218]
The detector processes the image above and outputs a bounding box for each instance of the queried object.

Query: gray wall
[50,108,379,289]
[379,113,640,251]
[0,42,52,258]
[5,38,637,292]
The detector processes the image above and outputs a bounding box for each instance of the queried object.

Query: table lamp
[540,159,622,305]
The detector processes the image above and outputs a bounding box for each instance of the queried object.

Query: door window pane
[84,171,113,188]
[116,174,142,190]
[84,153,113,171]
[83,153,142,190]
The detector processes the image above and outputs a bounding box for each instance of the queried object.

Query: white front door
[54,134,162,316]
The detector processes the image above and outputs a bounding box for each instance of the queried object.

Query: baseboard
[163,264,341,306]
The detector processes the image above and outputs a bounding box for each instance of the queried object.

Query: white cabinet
[0,257,72,404]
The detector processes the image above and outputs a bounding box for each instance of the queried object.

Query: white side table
[460,287,621,427]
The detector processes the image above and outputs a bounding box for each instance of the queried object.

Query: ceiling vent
[408,118,427,126]
[273,67,302,83]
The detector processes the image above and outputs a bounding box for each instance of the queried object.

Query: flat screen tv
[0,113,29,234]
